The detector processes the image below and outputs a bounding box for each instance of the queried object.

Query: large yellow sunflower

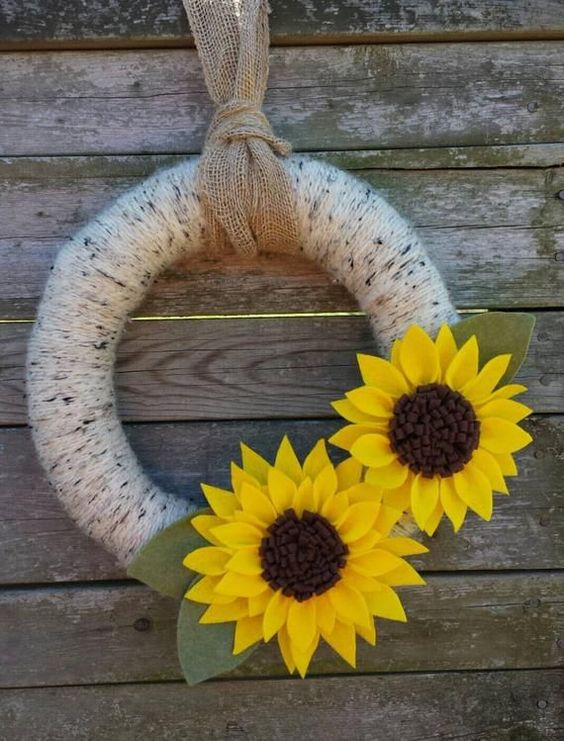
[183,437,427,677]
[330,324,532,536]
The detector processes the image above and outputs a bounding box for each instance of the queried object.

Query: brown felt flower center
[259,508,348,602]
[389,383,480,478]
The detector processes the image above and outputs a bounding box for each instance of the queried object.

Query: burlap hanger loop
[183,0,300,257]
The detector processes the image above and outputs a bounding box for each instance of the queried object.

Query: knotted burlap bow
[183,0,300,257]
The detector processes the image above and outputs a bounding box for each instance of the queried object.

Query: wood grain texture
[1,670,562,740]
[1,155,562,317]
[0,573,562,687]
[0,415,561,585]
[1,43,563,156]
[0,311,561,426]
[2,0,564,50]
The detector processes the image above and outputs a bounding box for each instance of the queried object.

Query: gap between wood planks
[4,30,564,53]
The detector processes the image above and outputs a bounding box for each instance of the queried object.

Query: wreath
[26,0,534,684]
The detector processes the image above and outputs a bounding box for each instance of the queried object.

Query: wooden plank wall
[0,2,563,738]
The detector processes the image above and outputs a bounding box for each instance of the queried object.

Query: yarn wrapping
[27,156,457,564]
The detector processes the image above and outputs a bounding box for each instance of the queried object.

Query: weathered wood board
[2,0,564,49]
[1,670,562,741]
[0,311,561,426]
[1,44,563,156]
[0,573,562,687]
[1,155,562,317]
[0,415,562,585]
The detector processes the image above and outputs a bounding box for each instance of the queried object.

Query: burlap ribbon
[182,0,300,257]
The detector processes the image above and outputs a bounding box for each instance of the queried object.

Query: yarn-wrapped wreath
[27,155,457,564]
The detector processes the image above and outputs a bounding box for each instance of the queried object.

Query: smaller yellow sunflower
[184,437,427,678]
[330,324,532,536]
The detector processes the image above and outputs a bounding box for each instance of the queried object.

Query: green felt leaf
[127,511,209,599]
[451,312,535,385]
[177,597,258,685]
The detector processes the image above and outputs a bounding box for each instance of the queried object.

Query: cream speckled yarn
[27,156,458,564]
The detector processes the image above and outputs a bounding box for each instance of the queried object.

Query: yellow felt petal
[472,448,508,493]
[345,483,383,505]
[262,589,291,641]
[322,619,356,668]
[328,581,370,628]
[233,509,267,530]
[462,354,511,402]
[338,501,381,542]
[268,466,297,513]
[200,484,237,517]
[487,383,528,401]
[382,480,412,511]
[293,477,316,516]
[240,482,277,524]
[399,325,440,386]
[291,632,319,679]
[329,424,379,452]
[423,498,443,536]
[336,457,363,490]
[479,417,532,454]
[390,339,402,369]
[233,615,264,655]
[365,583,407,622]
[373,504,404,538]
[494,452,518,476]
[347,528,382,554]
[275,436,303,485]
[287,599,317,652]
[346,386,394,418]
[277,624,295,674]
[322,491,350,523]
[185,576,215,604]
[365,459,409,489]
[445,335,479,390]
[240,443,270,485]
[315,594,336,635]
[215,571,268,598]
[211,522,263,548]
[248,589,273,617]
[378,561,426,586]
[190,514,224,546]
[348,548,405,577]
[313,464,339,509]
[341,564,381,593]
[377,536,429,557]
[477,399,532,424]
[332,398,387,426]
[435,324,458,378]
[439,476,467,532]
[357,353,409,396]
[303,439,332,480]
[410,474,440,530]
[453,464,493,521]
[200,598,248,624]
[226,547,262,575]
[183,546,231,576]
[356,617,377,646]
[185,576,233,605]
[230,462,260,498]
[351,434,395,468]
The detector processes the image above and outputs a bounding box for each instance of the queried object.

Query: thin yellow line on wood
[0,308,486,325]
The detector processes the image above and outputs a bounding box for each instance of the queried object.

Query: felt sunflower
[183,437,427,678]
[330,324,533,536]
